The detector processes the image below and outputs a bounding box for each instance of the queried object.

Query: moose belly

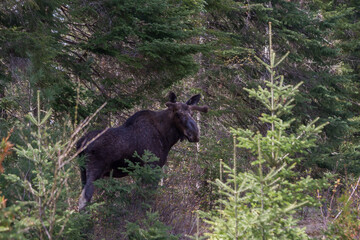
[103,168,128,178]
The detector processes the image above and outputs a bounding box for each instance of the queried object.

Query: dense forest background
[0,0,359,239]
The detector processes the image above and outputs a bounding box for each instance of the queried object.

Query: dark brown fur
[77,93,208,210]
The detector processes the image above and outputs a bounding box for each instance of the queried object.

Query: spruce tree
[308,0,360,173]
[0,0,205,120]
[202,22,327,240]
[198,0,360,175]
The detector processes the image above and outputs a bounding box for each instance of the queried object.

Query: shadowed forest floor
[298,208,327,239]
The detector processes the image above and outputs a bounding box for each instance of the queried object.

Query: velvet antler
[190,105,209,113]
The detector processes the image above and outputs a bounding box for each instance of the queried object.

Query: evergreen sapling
[202,22,328,240]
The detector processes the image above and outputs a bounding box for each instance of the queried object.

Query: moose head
[165,92,208,143]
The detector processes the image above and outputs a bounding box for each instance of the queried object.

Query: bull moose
[77,92,208,210]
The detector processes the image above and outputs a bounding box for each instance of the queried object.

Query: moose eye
[175,113,187,122]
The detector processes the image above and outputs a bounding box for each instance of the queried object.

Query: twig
[59,102,107,161]
[58,102,108,168]
[59,127,109,169]
[333,175,360,220]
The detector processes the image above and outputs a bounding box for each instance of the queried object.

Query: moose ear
[186,94,201,105]
[168,92,177,103]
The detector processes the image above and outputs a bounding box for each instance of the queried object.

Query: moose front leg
[79,165,105,211]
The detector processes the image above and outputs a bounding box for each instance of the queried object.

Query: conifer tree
[198,0,360,175]
[308,0,360,173]
[203,22,327,239]
[0,0,205,119]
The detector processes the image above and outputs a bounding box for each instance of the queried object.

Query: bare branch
[333,175,360,221]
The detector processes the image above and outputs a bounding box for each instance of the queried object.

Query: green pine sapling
[203,22,329,240]
[3,91,106,240]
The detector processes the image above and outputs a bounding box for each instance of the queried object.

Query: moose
[77,92,208,210]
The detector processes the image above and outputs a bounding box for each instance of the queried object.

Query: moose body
[77,93,208,210]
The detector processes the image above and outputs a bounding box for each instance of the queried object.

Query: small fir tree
[125,211,179,240]
[202,22,328,239]
[2,91,105,239]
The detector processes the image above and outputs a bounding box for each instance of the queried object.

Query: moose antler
[190,105,209,113]
[165,102,179,110]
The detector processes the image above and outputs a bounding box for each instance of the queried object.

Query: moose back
[77,92,208,210]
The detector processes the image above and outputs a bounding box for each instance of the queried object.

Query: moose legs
[78,163,106,211]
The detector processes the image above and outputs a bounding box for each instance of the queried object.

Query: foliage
[199,0,360,176]
[202,23,328,239]
[1,91,104,240]
[123,151,165,195]
[90,151,172,239]
[93,150,164,215]
[0,129,13,173]
[307,0,360,174]
[0,0,205,119]
[0,201,31,240]
[196,135,233,210]
[204,165,310,239]
[325,176,360,239]
[125,210,179,240]
[0,129,32,240]
[0,0,359,238]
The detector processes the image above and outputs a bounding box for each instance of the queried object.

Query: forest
[0,0,359,239]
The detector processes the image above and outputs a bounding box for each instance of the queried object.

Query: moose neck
[155,109,183,149]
